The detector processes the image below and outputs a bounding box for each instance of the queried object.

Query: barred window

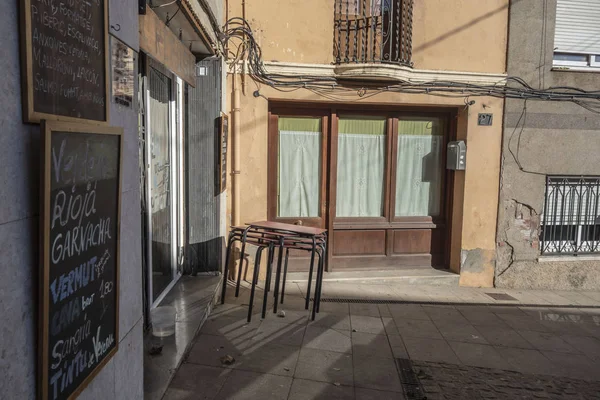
[540,176,600,255]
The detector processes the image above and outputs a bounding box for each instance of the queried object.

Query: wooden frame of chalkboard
[40,121,122,400]
[20,0,110,124]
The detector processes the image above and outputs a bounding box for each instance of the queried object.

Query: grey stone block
[115,319,144,400]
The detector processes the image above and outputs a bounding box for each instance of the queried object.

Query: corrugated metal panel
[185,57,222,273]
[555,0,600,54]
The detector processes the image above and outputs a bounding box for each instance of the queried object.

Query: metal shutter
[555,0,600,54]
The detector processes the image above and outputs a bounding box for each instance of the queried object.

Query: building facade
[225,0,510,287]
[495,0,600,290]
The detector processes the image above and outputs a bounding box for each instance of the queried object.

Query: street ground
[162,281,600,400]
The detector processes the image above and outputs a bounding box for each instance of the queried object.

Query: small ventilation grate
[396,358,426,400]
[486,292,518,301]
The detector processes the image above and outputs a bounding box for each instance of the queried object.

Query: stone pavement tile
[458,307,510,328]
[235,343,300,376]
[475,325,534,349]
[561,335,600,360]
[294,348,354,386]
[578,321,600,339]
[403,337,461,364]
[542,351,600,381]
[353,354,403,393]
[186,334,246,367]
[448,342,512,370]
[527,290,575,305]
[350,315,385,334]
[495,347,563,376]
[490,306,528,316]
[518,330,580,353]
[553,291,599,306]
[303,326,353,354]
[435,323,488,344]
[200,316,261,342]
[496,313,549,332]
[352,332,393,359]
[318,302,350,315]
[163,364,231,400]
[349,303,381,317]
[309,312,351,331]
[378,304,392,317]
[387,334,409,358]
[355,387,406,400]
[394,318,443,340]
[425,308,471,327]
[251,320,306,347]
[387,304,431,320]
[503,290,552,305]
[213,370,292,400]
[280,295,313,312]
[261,309,310,325]
[581,292,600,302]
[288,379,355,400]
[381,318,399,336]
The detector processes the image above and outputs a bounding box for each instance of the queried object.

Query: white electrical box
[447,141,466,170]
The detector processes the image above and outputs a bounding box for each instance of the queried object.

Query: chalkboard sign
[40,121,122,400]
[218,113,229,193]
[21,0,109,124]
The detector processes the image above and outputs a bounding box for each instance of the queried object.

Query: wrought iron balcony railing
[334,0,413,66]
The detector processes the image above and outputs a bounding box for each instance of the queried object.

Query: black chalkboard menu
[21,0,109,123]
[40,121,122,400]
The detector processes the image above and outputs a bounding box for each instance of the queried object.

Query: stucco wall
[226,75,504,287]
[496,0,600,290]
[0,0,143,398]
[227,0,508,73]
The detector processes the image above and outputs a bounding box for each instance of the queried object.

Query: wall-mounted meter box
[447,141,466,170]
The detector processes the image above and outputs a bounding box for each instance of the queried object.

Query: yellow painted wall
[224,0,509,287]
[227,0,509,73]
[226,74,503,287]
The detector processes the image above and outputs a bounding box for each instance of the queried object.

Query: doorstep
[283,266,459,286]
[143,274,222,400]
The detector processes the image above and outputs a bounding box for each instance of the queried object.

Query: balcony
[334,0,413,66]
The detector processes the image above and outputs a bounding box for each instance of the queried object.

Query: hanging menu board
[21,0,109,123]
[40,121,122,400]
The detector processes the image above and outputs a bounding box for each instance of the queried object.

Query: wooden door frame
[268,101,458,272]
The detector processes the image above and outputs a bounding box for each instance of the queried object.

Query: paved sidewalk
[163,282,600,400]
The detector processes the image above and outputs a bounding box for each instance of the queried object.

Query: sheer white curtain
[278,117,321,217]
[395,120,443,217]
[336,117,386,217]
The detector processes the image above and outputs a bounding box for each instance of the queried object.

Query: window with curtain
[277,117,322,218]
[395,119,444,217]
[336,116,386,217]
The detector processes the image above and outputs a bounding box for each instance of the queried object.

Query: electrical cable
[221,18,600,113]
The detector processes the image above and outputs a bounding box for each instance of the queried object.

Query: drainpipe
[232,72,241,227]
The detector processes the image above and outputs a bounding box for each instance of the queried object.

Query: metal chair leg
[272,237,285,314]
[304,237,317,310]
[280,248,289,304]
[262,243,274,319]
[312,248,324,321]
[235,228,250,297]
[220,234,236,304]
[248,246,264,323]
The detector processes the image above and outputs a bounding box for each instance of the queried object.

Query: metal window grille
[334,0,413,66]
[540,176,600,255]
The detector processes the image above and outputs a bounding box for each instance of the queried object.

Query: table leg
[272,237,285,314]
[261,243,274,319]
[280,248,290,304]
[248,246,263,323]
[235,228,250,297]
[220,234,235,304]
[304,237,317,310]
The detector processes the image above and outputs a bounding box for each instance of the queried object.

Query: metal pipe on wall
[231,72,241,227]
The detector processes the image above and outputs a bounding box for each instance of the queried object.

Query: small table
[247,221,327,320]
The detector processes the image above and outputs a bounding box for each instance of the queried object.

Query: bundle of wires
[222,17,600,113]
